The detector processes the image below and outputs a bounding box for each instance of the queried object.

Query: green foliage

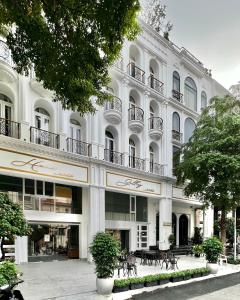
[176,96,240,243]
[168,234,176,245]
[143,274,159,283]
[129,277,145,284]
[0,193,31,259]
[0,1,140,114]
[114,278,131,287]
[227,256,240,265]
[202,237,223,263]
[192,244,203,256]
[191,227,203,245]
[0,261,18,285]
[89,232,120,278]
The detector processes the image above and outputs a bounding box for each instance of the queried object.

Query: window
[172,112,180,132]
[184,77,197,111]
[35,107,50,132]
[136,196,148,222]
[201,91,207,109]
[184,118,196,143]
[149,106,154,129]
[173,71,180,92]
[105,130,115,162]
[129,139,136,168]
[149,145,154,172]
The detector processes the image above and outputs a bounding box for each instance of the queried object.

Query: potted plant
[144,274,159,287]
[183,269,192,281]
[200,267,210,276]
[168,234,176,249]
[130,277,145,290]
[113,279,130,293]
[90,232,120,295]
[159,273,171,285]
[0,260,19,289]
[202,237,223,274]
[170,271,185,283]
[192,244,203,258]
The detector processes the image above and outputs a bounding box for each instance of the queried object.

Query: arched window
[129,139,136,168]
[172,112,180,133]
[35,107,50,131]
[149,106,155,129]
[184,77,197,111]
[105,130,115,163]
[149,145,154,172]
[70,119,81,141]
[0,93,12,120]
[201,91,207,109]
[184,118,196,143]
[173,71,180,93]
[34,107,51,146]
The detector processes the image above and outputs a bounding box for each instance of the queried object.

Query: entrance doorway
[179,214,188,245]
[106,229,130,251]
[28,223,79,262]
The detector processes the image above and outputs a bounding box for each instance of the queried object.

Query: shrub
[191,227,203,245]
[89,232,120,278]
[192,244,203,256]
[171,271,185,278]
[202,237,223,263]
[0,261,19,285]
[114,279,131,287]
[129,277,145,284]
[227,256,240,265]
[144,274,159,283]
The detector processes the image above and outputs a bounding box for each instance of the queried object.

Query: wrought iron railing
[128,107,144,123]
[30,127,59,149]
[104,149,123,165]
[127,62,145,83]
[67,138,91,156]
[148,117,163,131]
[0,40,12,66]
[148,75,164,94]
[149,162,164,175]
[0,118,20,139]
[104,96,122,113]
[172,89,183,102]
[172,130,182,142]
[129,156,145,171]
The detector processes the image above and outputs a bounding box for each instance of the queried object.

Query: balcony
[67,138,91,157]
[128,107,144,132]
[148,117,163,140]
[113,57,123,70]
[0,40,13,66]
[104,149,123,165]
[148,75,164,94]
[129,156,145,171]
[149,162,164,175]
[127,62,145,83]
[30,127,59,149]
[0,118,20,139]
[172,90,183,102]
[104,96,122,124]
[172,130,183,143]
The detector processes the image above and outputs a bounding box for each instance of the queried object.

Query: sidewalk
[18,256,240,300]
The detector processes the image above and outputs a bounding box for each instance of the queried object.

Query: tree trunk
[0,237,5,260]
[220,210,227,255]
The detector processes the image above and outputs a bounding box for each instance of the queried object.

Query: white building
[0,19,228,264]
[229,82,240,100]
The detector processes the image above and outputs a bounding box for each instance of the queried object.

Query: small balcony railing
[30,127,59,149]
[0,118,20,139]
[128,107,144,122]
[129,156,145,171]
[172,130,183,142]
[149,162,164,175]
[149,117,163,131]
[104,149,123,165]
[104,96,122,113]
[67,138,91,156]
[127,62,145,83]
[148,75,164,94]
[172,90,183,102]
[0,40,13,66]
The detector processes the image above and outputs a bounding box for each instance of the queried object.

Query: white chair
[218,254,228,265]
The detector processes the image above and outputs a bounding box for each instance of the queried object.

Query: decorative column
[159,198,172,250]
[203,207,214,239]
[121,77,130,167]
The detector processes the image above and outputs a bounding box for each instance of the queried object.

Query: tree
[0,1,140,114]
[176,95,240,250]
[140,0,173,38]
[0,193,31,259]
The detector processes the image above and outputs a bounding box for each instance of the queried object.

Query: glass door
[137,224,148,249]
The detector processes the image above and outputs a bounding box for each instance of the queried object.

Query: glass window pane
[40,197,54,212]
[37,181,43,195]
[25,179,35,195]
[45,182,53,196]
[136,197,148,222]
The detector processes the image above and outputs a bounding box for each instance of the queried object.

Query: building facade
[0,20,228,264]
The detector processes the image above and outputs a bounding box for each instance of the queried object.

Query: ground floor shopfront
[0,144,214,264]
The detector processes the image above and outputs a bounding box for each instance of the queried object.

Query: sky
[156,0,240,89]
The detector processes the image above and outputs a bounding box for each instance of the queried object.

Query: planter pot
[159,279,169,285]
[206,263,218,274]
[201,271,210,277]
[144,281,158,287]
[192,273,201,279]
[170,277,184,283]
[194,254,200,258]
[113,285,129,293]
[184,275,191,281]
[130,283,144,290]
[96,277,114,295]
